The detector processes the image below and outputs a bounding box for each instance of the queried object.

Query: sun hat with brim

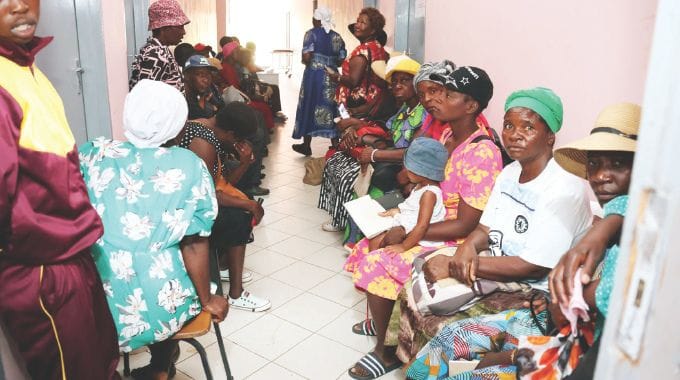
[404,137,449,182]
[371,54,419,82]
[554,102,641,178]
[148,0,190,31]
[222,41,239,58]
[207,57,222,71]
[505,87,563,133]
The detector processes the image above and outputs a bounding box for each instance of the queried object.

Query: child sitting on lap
[369,137,448,253]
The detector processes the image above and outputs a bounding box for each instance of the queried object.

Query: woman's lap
[318,152,360,228]
[344,238,443,301]
[211,206,253,250]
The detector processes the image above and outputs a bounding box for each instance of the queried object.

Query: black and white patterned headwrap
[413,59,456,88]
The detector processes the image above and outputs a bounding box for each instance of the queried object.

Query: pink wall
[377,0,396,49]
[423,0,657,147]
[101,1,128,140]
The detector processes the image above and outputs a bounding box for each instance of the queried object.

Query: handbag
[408,248,528,316]
[514,295,595,379]
[303,157,326,185]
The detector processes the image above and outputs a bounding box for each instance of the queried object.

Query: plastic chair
[122,248,233,379]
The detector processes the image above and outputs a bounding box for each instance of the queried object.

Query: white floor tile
[177,332,218,362]
[228,314,312,361]
[271,293,346,332]
[245,249,296,276]
[270,261,336,291]
[246,362,306,379]
[300,229,344,246]
[308,274,365,308]
[257,209,288,226]
[318,308,376,353]
[268,235,326,260]
[176,339,268,380]
[265,217,318,238]
[275,334,363,380]
[303,245,348,272]
[252,228,292,248]
[242,276,304,311]
[216,307,266,336]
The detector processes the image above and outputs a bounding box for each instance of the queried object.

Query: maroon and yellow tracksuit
[0,37,118,379]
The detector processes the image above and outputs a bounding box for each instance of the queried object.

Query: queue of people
[0,0,645,379]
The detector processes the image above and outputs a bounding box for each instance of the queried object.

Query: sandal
[351,319,377,336]
[348,352,401,379]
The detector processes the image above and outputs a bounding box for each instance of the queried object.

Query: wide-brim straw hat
[554,102,641,178]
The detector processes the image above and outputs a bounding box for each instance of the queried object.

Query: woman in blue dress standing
[292,6,347,156]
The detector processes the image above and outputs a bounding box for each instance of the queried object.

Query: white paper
[343,195,393,238]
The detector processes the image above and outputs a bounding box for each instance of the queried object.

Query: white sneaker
[220,270,253,283]
[228,290,271,312]
[321,220,342,232]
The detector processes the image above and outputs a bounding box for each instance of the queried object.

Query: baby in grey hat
[370,137,449,252]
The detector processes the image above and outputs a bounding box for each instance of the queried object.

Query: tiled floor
[117,74,406,379]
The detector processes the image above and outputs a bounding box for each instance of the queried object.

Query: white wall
[102,1,128,140]
[421,0,657,146]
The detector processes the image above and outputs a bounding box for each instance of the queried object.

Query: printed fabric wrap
[514,320,595,379]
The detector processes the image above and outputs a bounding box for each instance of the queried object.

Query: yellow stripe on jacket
[0,56,75,157]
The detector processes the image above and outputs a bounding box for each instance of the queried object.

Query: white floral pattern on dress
[120,211,154,241]
[116,169,148,204]
[109,250,136,282]
[153,312,188,341]
[117,288,150,341]
[87,166,115,198]
[150,168,185,194]
[149,251,174,279]
[162,209,189,242]
[127,152,143,175]
[92,137,131,159]
[157,279,192,314]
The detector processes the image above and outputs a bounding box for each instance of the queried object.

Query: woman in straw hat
[406,102,640,380]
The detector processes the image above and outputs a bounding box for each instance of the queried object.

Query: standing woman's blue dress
[293,26,346,139]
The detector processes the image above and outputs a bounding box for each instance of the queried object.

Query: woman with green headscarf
[401,87,594,379]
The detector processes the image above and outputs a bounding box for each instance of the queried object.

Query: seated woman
[78,80,228,379]
[318,54,419,233]
[174,102,270,312]
[184,54,225,120]
[345,66,503,380]
[220,42,276,131]
[237,47,286,121]
[403,90,606,380]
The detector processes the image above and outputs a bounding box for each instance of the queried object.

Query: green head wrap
[504,87,563,133]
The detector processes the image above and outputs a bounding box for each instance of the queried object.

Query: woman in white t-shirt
[398,87,593,366]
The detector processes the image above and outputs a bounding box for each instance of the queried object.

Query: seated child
[368,137,448,253]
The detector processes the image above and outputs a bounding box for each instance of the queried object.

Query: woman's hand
[379,208,399,217]
[340,128,358,150]
[328,71,341,83]
[248,200,265,225]
[202,294,229,322]
[423,255,454,283]
[549,239,606,307]
[235,141,255,165]
[548,301,569,329]
[384,244,406,255]
[449,243,479,286]
[358,146,375,164]
[382,226,406,246]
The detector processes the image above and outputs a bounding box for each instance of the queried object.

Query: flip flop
[351,319,377,336]
[348,352,401,379]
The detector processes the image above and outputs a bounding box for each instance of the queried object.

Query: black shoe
[260,173,266,179]
[292,144,312,156]
[244,186,270,196]
[261,164,265,169]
